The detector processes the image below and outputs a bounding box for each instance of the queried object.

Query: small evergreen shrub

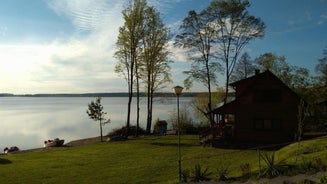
[260,152,289,178]
[189,164,212,182]
[216,165,229,181]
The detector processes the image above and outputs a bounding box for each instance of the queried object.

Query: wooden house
[202,70,302,146]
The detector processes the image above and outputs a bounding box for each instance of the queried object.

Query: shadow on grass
[0,158,12,164]
[212,141,291,151]
[150,142,195,147]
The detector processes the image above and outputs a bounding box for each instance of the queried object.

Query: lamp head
[173,86,183,96]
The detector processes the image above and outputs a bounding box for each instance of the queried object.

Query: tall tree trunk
[224,61,229,104]
[126,84,132,137]
[206,61,214,126]
[126,48,135,138]
[135,60,140,137]
[99,119,103,142]
[149,88,154,133]
[146,70,151,134]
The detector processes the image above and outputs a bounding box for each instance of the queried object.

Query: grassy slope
[0,135,326,184]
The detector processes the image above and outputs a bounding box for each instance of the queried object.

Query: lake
[0,97,191,150]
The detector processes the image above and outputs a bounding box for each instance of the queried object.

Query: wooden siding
[212,70,301,144]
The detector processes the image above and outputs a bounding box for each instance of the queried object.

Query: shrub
[299,157,326,175]
[315,158,326,172]
[319,175,327,184]
[169,108,208,135]
[240,163,251,179]
[153,119,168,135]
[181,169,190,183]
[107,125,146,137]
[189,164,212,182]
[217,165,229,181]
[260,152,289,178]
[301,158,319,174]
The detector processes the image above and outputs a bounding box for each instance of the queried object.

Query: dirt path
[187,172,327,184]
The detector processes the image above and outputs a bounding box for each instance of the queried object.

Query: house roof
[210,70,302,114]
[230,70,277,87]
[211,100,238,114]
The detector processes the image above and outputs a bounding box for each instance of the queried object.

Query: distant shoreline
[0,92,202,98]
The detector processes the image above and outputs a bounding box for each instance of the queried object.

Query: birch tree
[140,6,171,134]
[175,10,222,126]
[115,0,146,137]
[206,0,265,104]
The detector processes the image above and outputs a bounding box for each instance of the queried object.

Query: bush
[169,108,209,135]
[260,152,289,178]
[300,157,326,174]
[315,158,326,172]
[319,175,327,184]
[107,125,146,137]
[189,164,212,182]
[181,169,190,183]
[217,165,229,181]
[240,163,251,179]
[153,119,168,135]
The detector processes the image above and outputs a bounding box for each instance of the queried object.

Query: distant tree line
[0,92,202,98]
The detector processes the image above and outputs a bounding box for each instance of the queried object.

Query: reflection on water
[0,97,191,150]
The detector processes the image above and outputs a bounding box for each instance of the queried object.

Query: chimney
[255,69,260,75]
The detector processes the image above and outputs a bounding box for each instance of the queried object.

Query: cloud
[0,0,194,94]
[318,13,327,25]
[48,0,124,32]
[20,0,127,93]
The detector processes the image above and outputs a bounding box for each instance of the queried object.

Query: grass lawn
[1,135,327,184]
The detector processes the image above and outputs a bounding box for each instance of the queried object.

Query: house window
[254,89,282,102]
[254,119,281,131]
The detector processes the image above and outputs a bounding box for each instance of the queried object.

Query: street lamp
[173,85,183,182]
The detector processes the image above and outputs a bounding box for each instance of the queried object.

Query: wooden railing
[199,124,225,146]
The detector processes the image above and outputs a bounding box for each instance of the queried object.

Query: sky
[0,0,326,94]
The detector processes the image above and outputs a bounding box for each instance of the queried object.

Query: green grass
[1,135,327,184]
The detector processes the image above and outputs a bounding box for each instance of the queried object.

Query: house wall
[232,75,300,144]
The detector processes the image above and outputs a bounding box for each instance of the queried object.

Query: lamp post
[173,85,183,182]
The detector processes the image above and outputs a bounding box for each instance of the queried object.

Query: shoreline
[1,136,104,155]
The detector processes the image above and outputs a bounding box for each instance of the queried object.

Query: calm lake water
[0,97,191,150]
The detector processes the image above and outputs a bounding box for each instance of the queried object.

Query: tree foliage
[175,9,222,126]
[316,47,327,81]
[230,52,255,82]
[313,47,327,102]
[206,0,265,103]
[115,0,171,135]
[115,0,146,136]
[86,97,110,142]
[254,53,310,90]
[190,89,225,125]
[140,5,171,134]
[175,0,265,124]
